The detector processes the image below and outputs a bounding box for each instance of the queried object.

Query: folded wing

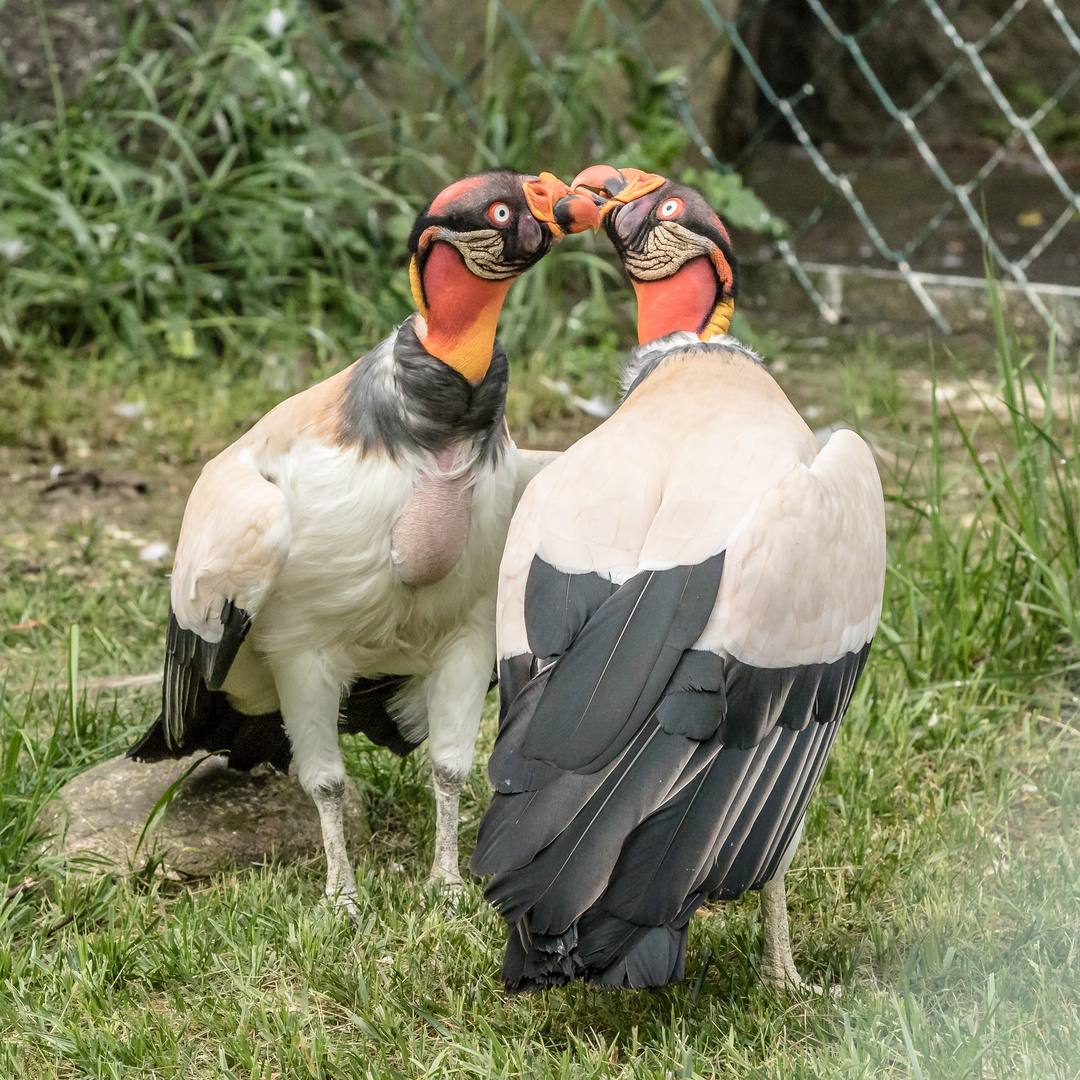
[128,449,291,764]
[473,387,885,990]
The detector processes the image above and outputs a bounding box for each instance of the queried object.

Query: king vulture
[470,166,886,991]
[128,171,600,915]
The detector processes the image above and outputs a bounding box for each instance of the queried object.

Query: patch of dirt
[0,444,201,564]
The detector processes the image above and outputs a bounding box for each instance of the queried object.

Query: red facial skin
[632,257,718,344]
[411,172,599,381]
[571,165,737,345]
[419,243,514,383]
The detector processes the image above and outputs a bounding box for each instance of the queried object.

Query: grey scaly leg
[423,614,493,890]
[312,780,359,921]
[428,765,464,888]
[274,651,360,922]
[760,872,802,988]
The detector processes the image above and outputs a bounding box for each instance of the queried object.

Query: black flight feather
[476,560,874,989]
[593,924,687,989]
[710,720,829,896]
[126,682,292,773]
[598,727,782,925]
[497,655,535,726]
[155,600,251,751]
[475,557,725,900]
[481,720,700,931]
[129,607,424,769]
[518,553,725,774]
[523,559,616,660]
[339,674,420,757]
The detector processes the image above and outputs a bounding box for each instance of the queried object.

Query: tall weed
[880,274,1080,688]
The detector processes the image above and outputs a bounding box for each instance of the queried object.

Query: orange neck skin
[632,256,720,345]
[418,243,515,383]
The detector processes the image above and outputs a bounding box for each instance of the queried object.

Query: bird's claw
[425,865,464,891]
[322,887,361,925]
[759,963,823,995]
[425,866,466,912]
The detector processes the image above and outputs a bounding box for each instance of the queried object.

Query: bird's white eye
[489,202,512,226]
[657,198,683,220]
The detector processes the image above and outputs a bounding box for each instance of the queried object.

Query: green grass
[0,665,1076,1077]
[4,3,1074,1075]
[1,295,1079,1077]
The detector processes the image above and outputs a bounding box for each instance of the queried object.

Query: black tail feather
[127,679,291,773]
[129,670,423,771]
[339,675,420,757]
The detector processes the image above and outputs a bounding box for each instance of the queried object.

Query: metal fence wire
[322,0,1080,341]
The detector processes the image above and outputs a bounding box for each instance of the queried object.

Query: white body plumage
[198,433,518,786]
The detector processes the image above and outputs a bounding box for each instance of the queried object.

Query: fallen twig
[6,672,163,695]
[84,672,162,693]
[46,914,74,937]
[4,879,39,901]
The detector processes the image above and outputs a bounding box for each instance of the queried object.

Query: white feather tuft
[619,333,766,398]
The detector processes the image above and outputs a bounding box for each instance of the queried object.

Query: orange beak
[522,171,601,237]
[570,165,667,219]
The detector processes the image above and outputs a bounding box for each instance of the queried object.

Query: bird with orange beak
[471,166,885,991]
[128,170,599,917]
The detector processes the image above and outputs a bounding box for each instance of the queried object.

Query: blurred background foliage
[0,0,778,376]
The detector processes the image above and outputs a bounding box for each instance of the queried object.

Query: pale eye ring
[489,202,512,225]
[657,198,683,219]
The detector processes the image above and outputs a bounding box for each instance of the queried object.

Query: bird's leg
[274,652,359,920]
[424,613,493,890]
[760,872,803,988]
[430,765,464,889]
[312,779,358,919]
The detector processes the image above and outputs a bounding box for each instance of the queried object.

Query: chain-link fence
[316,0,1080,341]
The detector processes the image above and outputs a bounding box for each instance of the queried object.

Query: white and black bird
[470,166,886,991]
[128,170,599,914]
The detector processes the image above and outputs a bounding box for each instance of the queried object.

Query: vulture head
[407,171,599,381]
[572,165,738,345]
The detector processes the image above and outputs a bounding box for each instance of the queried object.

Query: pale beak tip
[553,192,602,234]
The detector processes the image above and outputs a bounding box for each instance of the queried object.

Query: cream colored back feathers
[498,343,885,667]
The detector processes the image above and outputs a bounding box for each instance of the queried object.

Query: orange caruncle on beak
[523,172,601,236]
[570,165,667,218]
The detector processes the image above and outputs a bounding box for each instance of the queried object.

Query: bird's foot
[312,780,360,924]
[429,767,464,897]
[425,863,465,893]
[322,885,361,925]
[759,873,822,993]
[759,958,822,994]
[424,863,466,913]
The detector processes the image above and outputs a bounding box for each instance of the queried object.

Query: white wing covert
[161,450,291,750]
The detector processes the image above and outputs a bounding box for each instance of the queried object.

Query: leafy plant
[980,79,1080,153]
[681,167,788,238]
[0,0,785,379]
[880,270,1080,686]
[0,1,420,366]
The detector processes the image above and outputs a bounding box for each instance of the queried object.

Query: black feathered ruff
[337,317,509,465]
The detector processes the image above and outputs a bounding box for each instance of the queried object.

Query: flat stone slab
[36,753,369,877]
